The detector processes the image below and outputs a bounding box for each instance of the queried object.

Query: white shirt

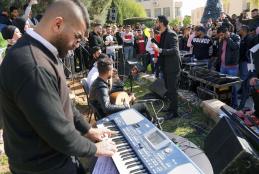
[146,38,154,55]
[26,29,59,58]
[87,63,99,89]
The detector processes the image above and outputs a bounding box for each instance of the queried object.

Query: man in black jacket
[89,23,104,51]
[218,26,240,108]
[239,9,259,32]
[0,1,116,174]
[249,37,259,117]
[152,15,181,119]
[0,8,12,29]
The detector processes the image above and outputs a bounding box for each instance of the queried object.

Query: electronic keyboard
[97,109,204,174]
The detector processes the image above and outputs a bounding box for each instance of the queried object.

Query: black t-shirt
[192,35,212,60]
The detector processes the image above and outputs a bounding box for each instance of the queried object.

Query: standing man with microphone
[0,1,116,174]
[152,15,181,120]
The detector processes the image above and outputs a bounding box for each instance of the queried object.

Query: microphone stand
[79,43,90,56]
[79,43,91,77]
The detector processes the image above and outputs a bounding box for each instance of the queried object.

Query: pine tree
[201,0,223,24]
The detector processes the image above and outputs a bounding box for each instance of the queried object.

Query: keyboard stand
[137,99,165,130]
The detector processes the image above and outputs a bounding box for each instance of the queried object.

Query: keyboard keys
[97,122,149,174]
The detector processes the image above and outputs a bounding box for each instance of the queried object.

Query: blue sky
[182,0,207,16]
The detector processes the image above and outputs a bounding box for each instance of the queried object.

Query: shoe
[164,113,179,120]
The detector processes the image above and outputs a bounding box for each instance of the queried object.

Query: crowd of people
[0,0,259,173]
[83,9,259,112]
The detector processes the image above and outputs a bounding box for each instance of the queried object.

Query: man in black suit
[152,15,181,119]
[0,1,116,173]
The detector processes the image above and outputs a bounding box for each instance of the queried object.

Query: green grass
[0,154,10,174]
[127,76,216,149]
[0,154,8,166]
[162,102,215,148]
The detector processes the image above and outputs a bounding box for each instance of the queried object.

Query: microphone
[58,57,72,74]
[79,43,90,56]
[135,99,161,103]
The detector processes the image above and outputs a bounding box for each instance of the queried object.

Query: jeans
[208,57,218,70]
[238,61,249,109]
[107,51,115,60]
[137,54,148,71]
[123,46,133,60]
[220,65,239,108]
[238,78,250,109]
[149,54,159,76]
[239,61,248,80]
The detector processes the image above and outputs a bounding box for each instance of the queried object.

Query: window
[146,9,151,17]
[163,7,170,17]
[154,8,161,17]
[175,7,181,17]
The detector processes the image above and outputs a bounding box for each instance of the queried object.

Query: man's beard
[52,35,70,58]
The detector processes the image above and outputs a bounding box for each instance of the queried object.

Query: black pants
[163,71,179,114]
[131,103,152,120]
[10,157,85,174]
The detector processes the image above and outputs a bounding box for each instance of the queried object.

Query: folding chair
[80,78,96,123]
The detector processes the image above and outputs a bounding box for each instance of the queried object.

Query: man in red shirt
[135,29,147,70]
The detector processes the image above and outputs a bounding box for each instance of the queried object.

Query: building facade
[137,0,183,20]
[223,0,259,16]
[190,0,258,26]
[191,7,205,26]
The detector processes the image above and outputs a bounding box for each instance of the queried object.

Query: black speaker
[204,116,259,174]
[149,78,167,98]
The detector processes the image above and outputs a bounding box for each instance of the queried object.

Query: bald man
[0,1,116,174]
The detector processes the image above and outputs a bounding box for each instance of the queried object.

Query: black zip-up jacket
[89,77,129,118]
[88,31,104,50]
[219,33,241,66]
